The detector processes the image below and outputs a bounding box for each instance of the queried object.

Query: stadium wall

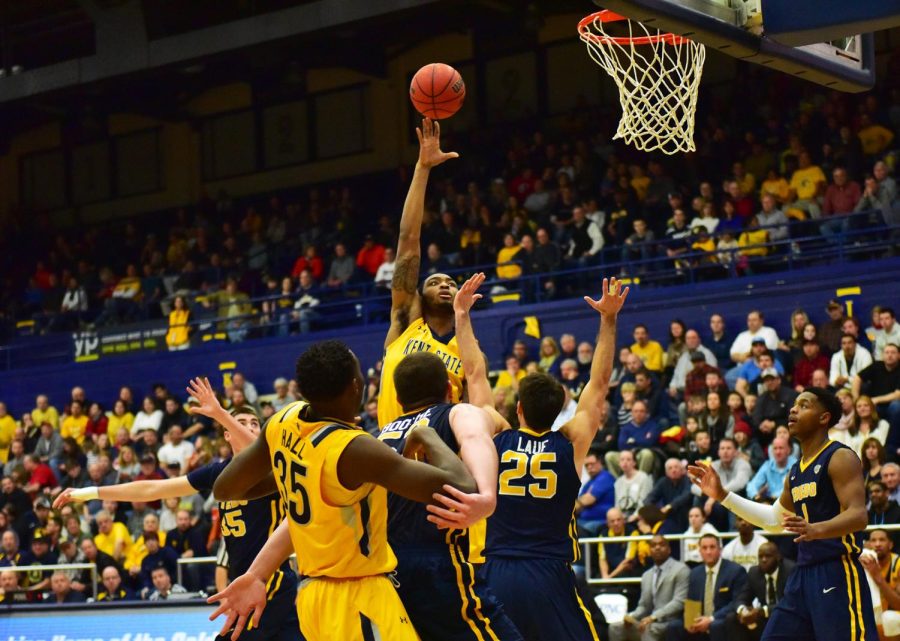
[0,259,897,415]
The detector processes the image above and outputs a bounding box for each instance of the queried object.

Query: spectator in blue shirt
[735,346,784,397]
[575,450,616,535]
[605,400,662,476]
[745,436,797,501]
[140,531,179,590]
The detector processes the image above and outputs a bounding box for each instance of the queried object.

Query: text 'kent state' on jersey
[378,402,459,548]
[187,459,294,595]
[486,427,582,562]
[788,440,863,566]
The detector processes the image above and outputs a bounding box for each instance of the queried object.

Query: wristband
[70,487,100,502]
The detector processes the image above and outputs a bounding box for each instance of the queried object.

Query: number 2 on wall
[498,451,558,499]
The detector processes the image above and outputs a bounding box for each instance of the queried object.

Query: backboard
[591,0,880,92]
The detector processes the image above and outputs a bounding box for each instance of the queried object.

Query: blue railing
[0,209,896,370]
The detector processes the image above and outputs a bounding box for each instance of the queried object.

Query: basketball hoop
[578,10,706,155]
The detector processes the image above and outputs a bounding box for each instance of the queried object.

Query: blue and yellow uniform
[187,460,302,641]
[266,401,417,641]
[765,440,877,641]
[483,427,599,641]
[379,403,523,641]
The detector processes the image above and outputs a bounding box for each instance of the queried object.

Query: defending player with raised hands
[207,340,478,641]
[55,377,303,641]
[689,387,876,641]
[378,116,462,428]
[430,275,627,640]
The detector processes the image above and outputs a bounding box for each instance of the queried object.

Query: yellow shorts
[297,574,419,641]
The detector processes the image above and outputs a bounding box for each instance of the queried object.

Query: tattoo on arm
[392,255,421,296]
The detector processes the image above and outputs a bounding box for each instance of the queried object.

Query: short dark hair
[840,333,857,342]
[804,387,842,428]
[718,437,737,448]
[295,340,359,402]
[394,352,449,411]
[881,307,896,318]
[518,373,565,431]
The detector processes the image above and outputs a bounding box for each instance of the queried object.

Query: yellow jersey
[61,415,89,445]
[378,317,464,427]
[266,401,396,579]
[0,415,16,463]
[630,340,665,372]
[31,406,59,429]
[94,522,134,560]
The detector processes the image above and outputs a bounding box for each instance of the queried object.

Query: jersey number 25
[498,451,557,499]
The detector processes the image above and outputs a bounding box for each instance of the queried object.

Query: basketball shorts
[296,574,418,641]
[762,556,877,641]
[394,546,524,641]
[482,557,599,641]
[216,583,304,641]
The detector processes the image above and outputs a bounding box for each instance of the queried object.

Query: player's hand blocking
[186,376,223,418]
[583,277,630,317]
[207,573,269,641]
[426,484,495,530]
[453,272,485,315]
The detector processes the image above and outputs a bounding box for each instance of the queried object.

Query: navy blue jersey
[378,403,459,549]
[485,427,581,562]
[187,460,295,598]
[788,440,863,566]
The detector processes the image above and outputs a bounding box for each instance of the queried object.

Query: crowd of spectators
[0,290,897,616]
[0,66,898,347]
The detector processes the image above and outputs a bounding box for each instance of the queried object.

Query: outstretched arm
[338,426,476,502]
[54,475,195,508]
[386,118,459,349]
[454,273,510,432]
[186,377,256,453]
[561,277,629,469]
[213,436,278,501]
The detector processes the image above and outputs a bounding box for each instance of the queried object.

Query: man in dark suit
[731,542,795,641]
[666,533,746,641]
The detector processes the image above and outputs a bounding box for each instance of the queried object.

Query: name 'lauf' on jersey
[379,402,459,548]
[486,427,582,562]
[788,439,863,566]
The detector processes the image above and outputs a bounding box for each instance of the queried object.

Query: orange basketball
[410,63,465,120]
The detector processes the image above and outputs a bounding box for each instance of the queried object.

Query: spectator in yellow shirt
[788,151,826,219]
[31,395,59,430]
[631,324,665,372]
[107,400,134,441]
[858,114,895,157]
[124,513,167,578]
[496,234,522,281]
[738,216,770,257]
[60,401,89,446]
[630,164,651,201]
[94,509,133,562]
[494,354,527,392]
[0,403,16,464]
[731,161,756,196]
[759,168,791,205]
[165,295,192,351]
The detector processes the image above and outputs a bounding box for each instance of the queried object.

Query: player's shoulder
[270,400,307,424]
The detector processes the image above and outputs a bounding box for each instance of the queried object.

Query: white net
[579,12,706,155]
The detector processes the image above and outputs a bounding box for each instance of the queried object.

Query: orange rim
[578,10,690,46]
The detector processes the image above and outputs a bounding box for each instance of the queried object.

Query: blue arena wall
[0,258,898,415]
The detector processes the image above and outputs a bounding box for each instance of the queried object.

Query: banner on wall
[73,326,168,363]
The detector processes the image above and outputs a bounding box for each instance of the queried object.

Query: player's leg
[296,575,418,641]
[804,557,877,641]
[761,565,819,641]
[483,558,598,641]
[254,585,304,641]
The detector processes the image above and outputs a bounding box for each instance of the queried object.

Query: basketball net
[578,11,706,155]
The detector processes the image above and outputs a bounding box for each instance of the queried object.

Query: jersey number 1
[274,451,311,525]
[498,451,558,499]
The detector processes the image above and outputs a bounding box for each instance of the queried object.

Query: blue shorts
[763,556,877,641]
[217,584,303,641]
[394,546,523,641]
[482,557,599,641]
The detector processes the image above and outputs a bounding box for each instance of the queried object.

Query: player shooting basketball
[377,116,461,428]
[690,387,876,641]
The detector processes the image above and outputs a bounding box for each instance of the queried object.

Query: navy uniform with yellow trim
[483,427,599,641]
[187,460,302,641]
[379,403,523,641]
[765,440,877,641]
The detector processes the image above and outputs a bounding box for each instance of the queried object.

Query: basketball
[409,63,465,120]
